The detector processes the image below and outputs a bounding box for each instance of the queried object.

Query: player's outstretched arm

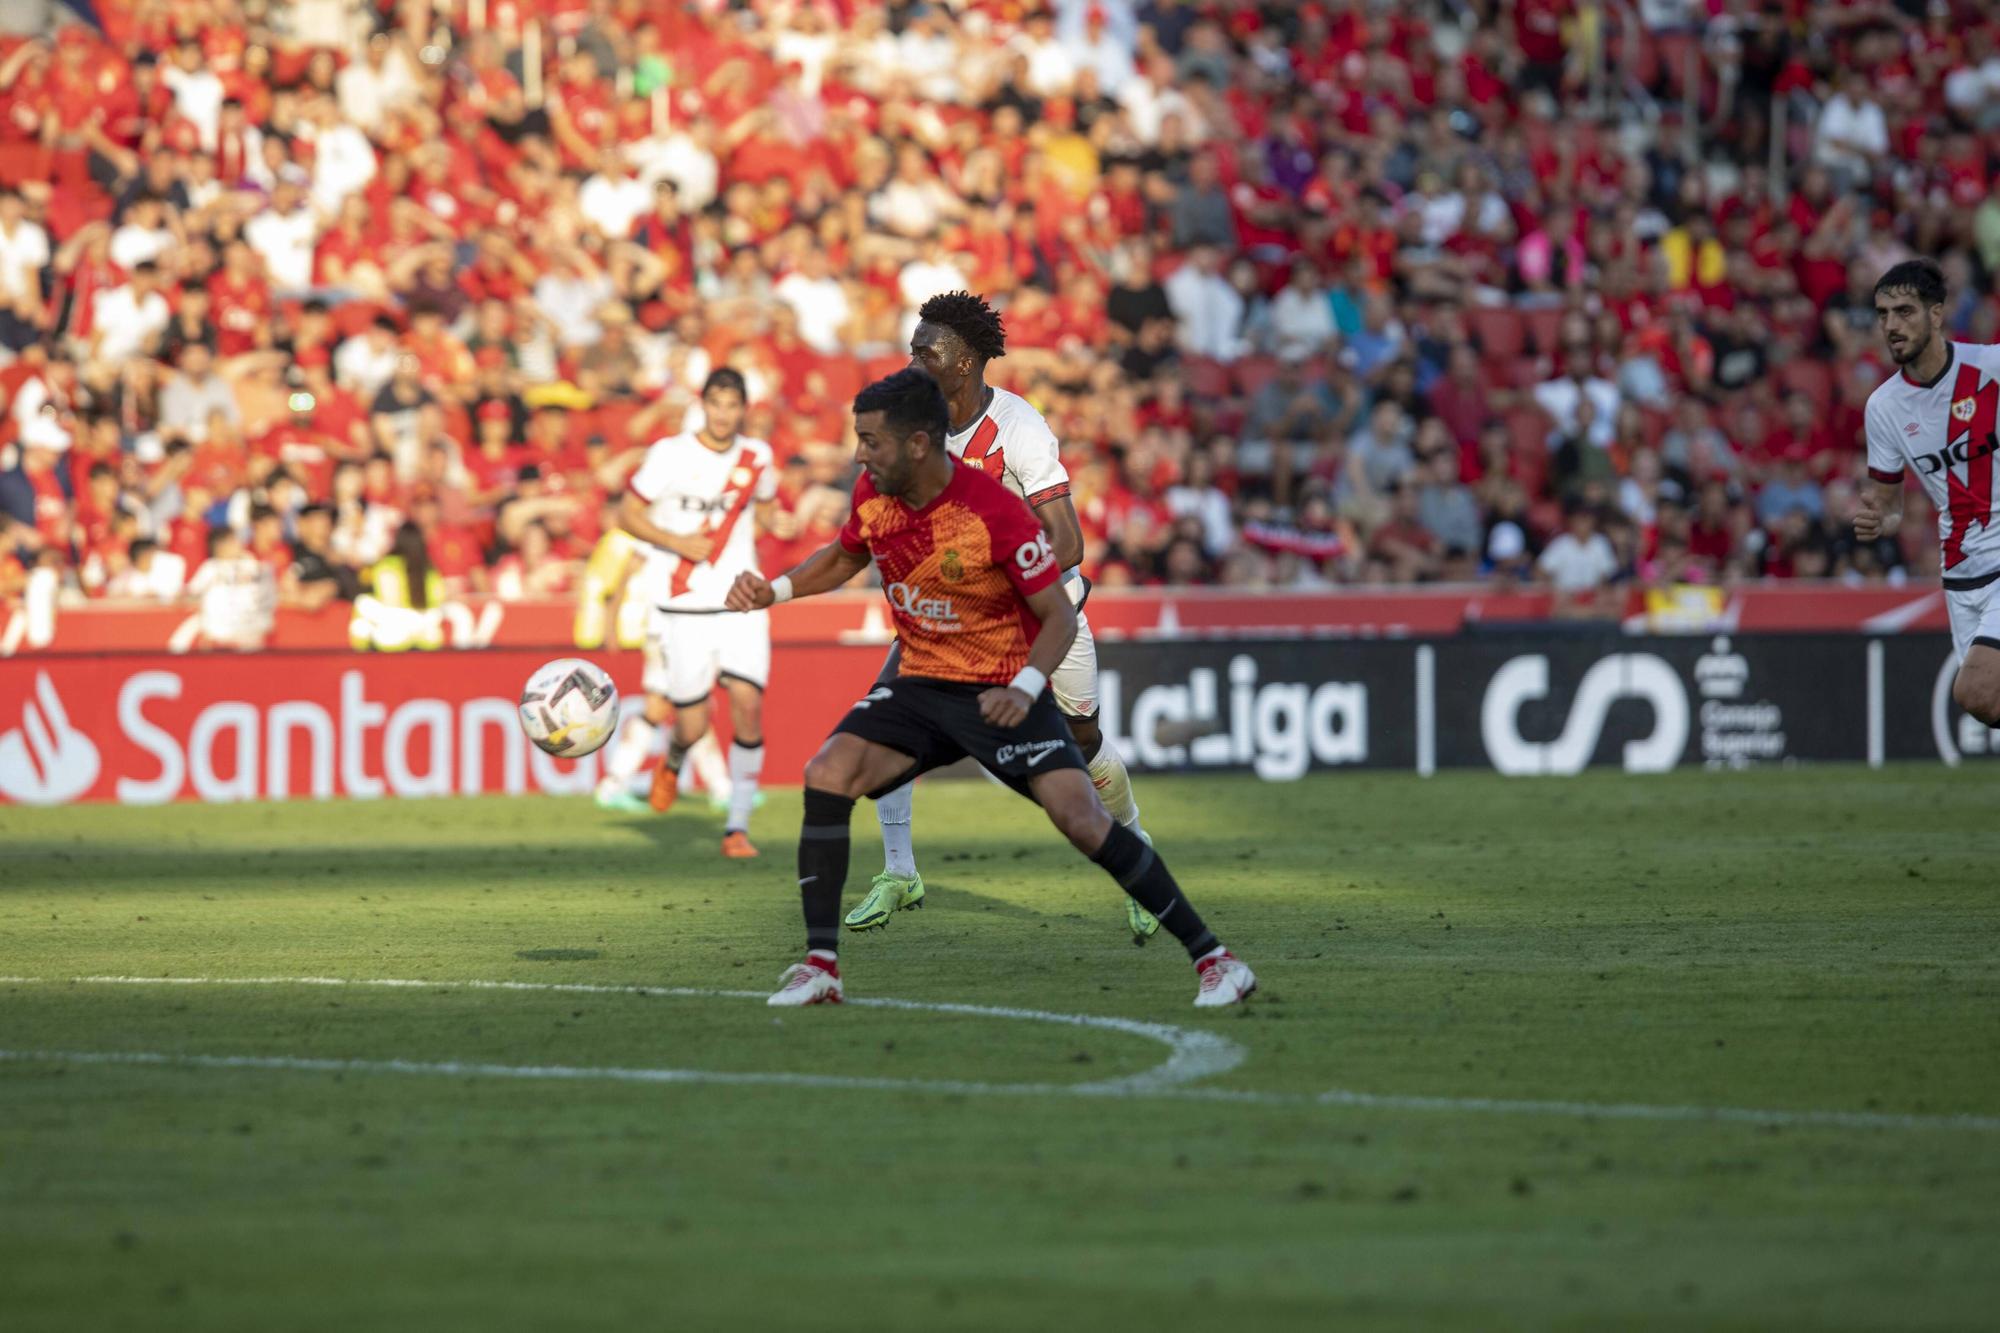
[978,581,1078,728]
[1854,478,1904,542]
[725,541,870,611]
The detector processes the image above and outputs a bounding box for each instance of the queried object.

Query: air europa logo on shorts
[994,738,1063,766]
[886,582,959,624]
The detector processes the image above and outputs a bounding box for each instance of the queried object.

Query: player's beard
[1890,326,1930,366]
[868,451,915,497]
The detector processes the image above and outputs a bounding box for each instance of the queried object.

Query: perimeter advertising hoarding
[1096,633,1969,776]
[0,634,1975,805]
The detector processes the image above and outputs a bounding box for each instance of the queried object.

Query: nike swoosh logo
[798,877,818,886]
[1026,748,1056,768]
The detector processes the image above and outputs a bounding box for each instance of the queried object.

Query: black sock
[798,787,854,955]
[1089,822,1219,960]
[664,737,692,773]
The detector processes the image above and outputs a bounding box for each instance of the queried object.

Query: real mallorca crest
[940,548,964,582]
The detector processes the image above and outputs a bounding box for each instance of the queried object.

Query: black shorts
[834,675,1087,801]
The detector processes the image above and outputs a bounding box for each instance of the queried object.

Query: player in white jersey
[1857,259,2000,726]
[843,292,1161,943]
[593,368,782,857]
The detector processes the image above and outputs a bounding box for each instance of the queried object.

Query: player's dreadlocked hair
[918,291,1008,362]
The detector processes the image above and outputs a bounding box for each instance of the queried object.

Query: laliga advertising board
[0,650,872,807]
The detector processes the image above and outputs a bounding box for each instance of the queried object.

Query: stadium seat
[1181,357,1233,399]
[1506,405,1555,456]
[1233,355,1281,399]
[1521,306,1566,357]
[1466,306,1526,363]
[1775,360,1834,416]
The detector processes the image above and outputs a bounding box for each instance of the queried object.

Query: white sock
[685,730,729,798]
[598,716,657,793]
[1087,741,1143,831]
[726,740,764,832]
[876,781,917,879]
[1196,944,1228,965]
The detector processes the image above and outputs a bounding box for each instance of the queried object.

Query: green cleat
[594,788,651,814]
[843,871,925,931]
[1127,896,1161,946]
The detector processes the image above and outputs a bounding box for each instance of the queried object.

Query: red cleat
[721,830,759,859]
[647,761,679,813]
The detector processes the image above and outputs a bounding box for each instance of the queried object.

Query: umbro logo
[1905,422,1922,436]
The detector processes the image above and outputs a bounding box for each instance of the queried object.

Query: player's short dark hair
[854,368,949,450]
[703,367,748,401]
[917,291,1007,361]
[1874,259,1947,309]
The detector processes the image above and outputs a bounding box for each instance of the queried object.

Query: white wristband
[769,575,794,605]
[1009,666,1048,698]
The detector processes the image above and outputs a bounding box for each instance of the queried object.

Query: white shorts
[1050,609,1100,718]
[643,608,771,705]
[1946,578,2000,663]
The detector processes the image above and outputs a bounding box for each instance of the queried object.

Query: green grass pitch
[3,767,1998,1331]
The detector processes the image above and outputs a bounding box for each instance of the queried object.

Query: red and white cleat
[767,954,843,1007]
[1193,950,1257,1008]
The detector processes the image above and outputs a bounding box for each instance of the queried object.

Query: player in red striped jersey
[600,368,781,857]
[849,292,1163,945]
[1856,260,2000,725]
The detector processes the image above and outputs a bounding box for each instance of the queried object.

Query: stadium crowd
[3,0,1999,625]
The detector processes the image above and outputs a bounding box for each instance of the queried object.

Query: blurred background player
[607,368,780,858]
[585,520,732,815]
[727,369,1256,1008]
[849,292,1159,943]
[1856,259,2000,727]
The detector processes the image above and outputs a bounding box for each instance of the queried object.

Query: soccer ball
[519,658,619,758]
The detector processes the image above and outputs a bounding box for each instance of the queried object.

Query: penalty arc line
[3,975,1997,1134]
[0,974,1241,1096]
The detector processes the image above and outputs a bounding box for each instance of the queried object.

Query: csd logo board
[1475,641,1791,775]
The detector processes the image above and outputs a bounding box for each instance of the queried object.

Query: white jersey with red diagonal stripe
[1865,341,2000,581]
[947,385,1086,602]
[946,386,1072,508]
[627,432,777,607]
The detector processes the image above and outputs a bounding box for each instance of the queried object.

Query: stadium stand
[1,0,1996,616]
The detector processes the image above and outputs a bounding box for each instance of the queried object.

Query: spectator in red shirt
[409,486,488,598]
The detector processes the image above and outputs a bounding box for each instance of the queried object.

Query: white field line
[3,975,1997,1134]
[0,974,1243,1095]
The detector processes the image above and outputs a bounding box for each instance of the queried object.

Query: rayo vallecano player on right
[844,292,1160,943]
[1857,258,2000,725]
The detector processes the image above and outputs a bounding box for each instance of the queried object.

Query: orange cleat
[647,761,679,813]
[721,830,759,859]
